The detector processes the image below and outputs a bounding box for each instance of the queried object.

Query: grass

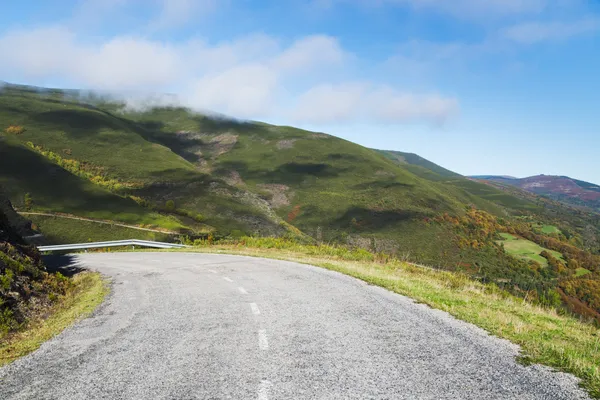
[541,224,561,234]
[576,267,592,277]
[0,272,108,366]
[498,233,564,266]
[29,214,175,244]
[153,241,600,397]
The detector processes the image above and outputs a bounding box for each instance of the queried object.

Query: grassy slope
[498,233,563,266]
[124,107,521,264]
[375,149,461,178]
[158,241,600,398]
[0,85,284,237]
[3,85,504,261]
[0,139,183,230]
[28,215,173,244]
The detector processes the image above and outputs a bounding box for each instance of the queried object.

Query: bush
[165,200,175,211]
[24,193,33,211]
[5,125,25,135]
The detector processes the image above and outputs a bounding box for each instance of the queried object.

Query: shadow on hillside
[43,254,86,277]
[0,143,151,216]
[352,179,414,190]
[217,161,345,185]
[32,109,124,137]
[334,207,419,230]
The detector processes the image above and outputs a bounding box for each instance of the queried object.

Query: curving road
[0,253,590,399]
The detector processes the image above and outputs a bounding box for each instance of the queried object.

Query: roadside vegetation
[0,272,108,365]
[0,193,109,365]
[171,237,600,397]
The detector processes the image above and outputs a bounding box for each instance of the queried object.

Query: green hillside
[375,149,461,179]
[2,83,600,322]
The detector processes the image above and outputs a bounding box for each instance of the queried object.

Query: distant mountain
[470,175,518,181]
[472,175,600,210]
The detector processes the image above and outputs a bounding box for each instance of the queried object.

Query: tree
[165,200,175,211]
[24,193,33,211]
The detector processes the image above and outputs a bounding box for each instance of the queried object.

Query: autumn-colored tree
[5,125,25,135]
[287,205,301,223]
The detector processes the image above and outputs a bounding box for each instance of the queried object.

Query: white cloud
[369,88,459,124]
[186,64,280,117]
[0,26,457,125]
[502,18,600,44]
[273,35,346,72]
[291,83,458,124]
[291,83,368,123]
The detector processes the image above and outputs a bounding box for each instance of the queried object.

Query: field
[497,233,563,266]
[575,267,592,277]
[541,224,561,234]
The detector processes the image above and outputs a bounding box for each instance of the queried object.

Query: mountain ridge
[472,174,600,211]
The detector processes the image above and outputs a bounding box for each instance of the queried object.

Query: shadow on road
[43,254,86,277]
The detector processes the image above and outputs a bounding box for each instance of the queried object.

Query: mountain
[0,82,511,262]
[2,83,600,321]
[473,175,600,211]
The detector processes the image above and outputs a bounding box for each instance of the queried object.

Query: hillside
[2,83,600,321]
[375,149,462,179]
[473,175,600,211]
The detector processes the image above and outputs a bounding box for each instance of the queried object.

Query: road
[0,252,590,399]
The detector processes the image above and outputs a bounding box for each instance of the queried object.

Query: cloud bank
[0,27,458,125]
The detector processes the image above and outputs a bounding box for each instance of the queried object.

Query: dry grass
[0,272,109,366]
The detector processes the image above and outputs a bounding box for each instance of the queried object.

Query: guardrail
[38,239,188,252]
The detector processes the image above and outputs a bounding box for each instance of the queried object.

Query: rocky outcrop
[0,191,56,333]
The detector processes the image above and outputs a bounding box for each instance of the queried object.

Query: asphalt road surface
[0,252,590,399]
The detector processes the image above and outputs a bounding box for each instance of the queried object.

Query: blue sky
[1,0,599,182]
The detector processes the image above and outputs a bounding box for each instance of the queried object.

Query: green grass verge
[152,242,599,397]
[498,233,564,266]
[0,272,109,365]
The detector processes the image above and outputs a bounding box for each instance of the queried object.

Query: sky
[1,0,599,183]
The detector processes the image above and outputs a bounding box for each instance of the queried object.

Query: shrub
[165,200,175,211]
[5,125,25,135]
[24,193,33,211]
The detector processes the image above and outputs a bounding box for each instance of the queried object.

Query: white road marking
[258,380,272,400]
[250,303,260,315]
[208,269,217,274]
[238,287,248,294]
[223,277,233,283]
[258,330,269,350]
